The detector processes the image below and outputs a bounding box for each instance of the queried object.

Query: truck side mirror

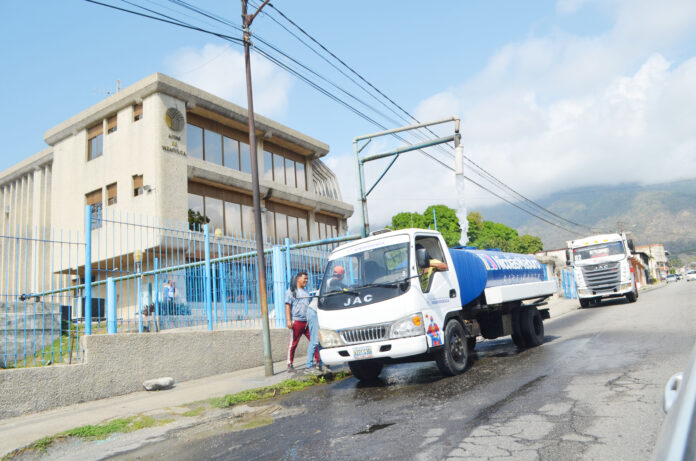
[565,249,571,267]
[627,239,635,252]
[416,248,430,269]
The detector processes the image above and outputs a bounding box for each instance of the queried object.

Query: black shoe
[287,364,296,373]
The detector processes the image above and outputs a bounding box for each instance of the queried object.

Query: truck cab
[567,233,639,307]
[317,230,459,375]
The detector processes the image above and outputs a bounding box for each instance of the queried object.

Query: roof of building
[44,73,330,157]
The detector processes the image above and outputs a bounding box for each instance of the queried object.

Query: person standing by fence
[285,271,319,372]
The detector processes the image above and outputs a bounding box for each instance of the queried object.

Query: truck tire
[467,337,477,351]
[348,360,383,382]
[511,308,528,348]
[579,298,590,308]
[626,290,637,303]
[519,306,544,347]
[435,320,470,376]
[626,281,638,303]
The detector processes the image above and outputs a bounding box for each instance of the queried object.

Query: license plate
[352,345,373,359]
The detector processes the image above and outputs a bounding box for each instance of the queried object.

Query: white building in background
[0,73,353,295]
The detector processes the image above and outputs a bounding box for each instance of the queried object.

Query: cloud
[348,0,696,232]
[164,43,292,118]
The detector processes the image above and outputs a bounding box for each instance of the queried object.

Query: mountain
[476,179,696,261]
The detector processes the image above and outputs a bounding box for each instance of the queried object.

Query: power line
[85,0,588,235]
[259,3,592,233]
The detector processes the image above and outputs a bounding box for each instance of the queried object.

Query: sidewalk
[0,359,303,457]
[0,294,591,457]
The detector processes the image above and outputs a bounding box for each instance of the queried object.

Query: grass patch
[210,370,351,409]
[3,414,174,459]
[182,406,206,417]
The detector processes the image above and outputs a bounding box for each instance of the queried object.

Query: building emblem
[165,108,185,132]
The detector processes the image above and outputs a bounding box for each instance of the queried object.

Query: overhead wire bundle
[84,0,596,235]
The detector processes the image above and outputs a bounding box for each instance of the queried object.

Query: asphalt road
[110,282,696,461]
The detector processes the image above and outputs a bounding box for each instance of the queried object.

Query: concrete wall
[0,328,306,419]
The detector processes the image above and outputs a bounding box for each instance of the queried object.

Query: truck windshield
[573,241,625,262]
[318,242,410,310]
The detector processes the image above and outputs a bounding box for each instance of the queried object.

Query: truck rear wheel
[435,320,470,376]
[519,306,544,347]
[511,309,528,348]
[348,360,383,382]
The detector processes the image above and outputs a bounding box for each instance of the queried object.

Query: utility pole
[242,0,273,376]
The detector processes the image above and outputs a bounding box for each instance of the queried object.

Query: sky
[2,0,696,234]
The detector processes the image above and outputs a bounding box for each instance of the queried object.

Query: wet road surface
[110,282,696,460]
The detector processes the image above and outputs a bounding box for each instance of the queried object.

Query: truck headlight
[389,314,425,339]
[319,329,344,348]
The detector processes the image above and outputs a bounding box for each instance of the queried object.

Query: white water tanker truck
[317,228,557,381]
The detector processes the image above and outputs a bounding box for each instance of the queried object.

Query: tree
[516,234,544,254]
[188,209,210,231]
[466,211,543,254]
[388,205,462,247]
[423,205,462,247]
[390,212,425,230]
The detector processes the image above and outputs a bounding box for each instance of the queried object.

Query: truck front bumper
[578,281,634,299]
[320,335,428,366]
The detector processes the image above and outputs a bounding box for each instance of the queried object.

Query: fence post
[84,205,93,335]
[284,237,291,283]
[154,258,160,332]
[272,245,286,328]
[212,263,218,324]
[203,225,213,331]
[220,262,228,323]
[106,277,116,334]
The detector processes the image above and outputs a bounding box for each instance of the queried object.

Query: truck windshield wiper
[356,274,420,290]
[320,289,361,298]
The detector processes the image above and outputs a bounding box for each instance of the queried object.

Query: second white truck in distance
[566,233,639,308]
[317,228,557,382]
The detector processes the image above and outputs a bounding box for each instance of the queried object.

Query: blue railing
[561,269,578,299]
[0,207,358,368]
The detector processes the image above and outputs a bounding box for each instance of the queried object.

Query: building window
[204,130,223,166]
[107,115,117,134]
[186,115,251,173]
[187,182,294,240]
[186,123,204,160]
[107,183,117,205]
[133,174,143,197]
[263,146,307,191]
[133,104,143,121]
[87,124,103,161]
[316,213,339,239]
[86,188,103,229]
[265,202,309,243]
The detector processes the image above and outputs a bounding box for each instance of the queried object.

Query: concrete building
[0,73,353,295]
[636,243,669,282]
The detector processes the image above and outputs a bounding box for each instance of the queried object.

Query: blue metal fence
[0,207,357,368]
[561,269,578,299]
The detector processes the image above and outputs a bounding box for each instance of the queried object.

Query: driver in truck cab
[415,243,448,291]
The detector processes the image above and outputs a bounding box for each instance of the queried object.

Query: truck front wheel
[348,360,383,382]
[435,320,470,376]
[626,282,638,303]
